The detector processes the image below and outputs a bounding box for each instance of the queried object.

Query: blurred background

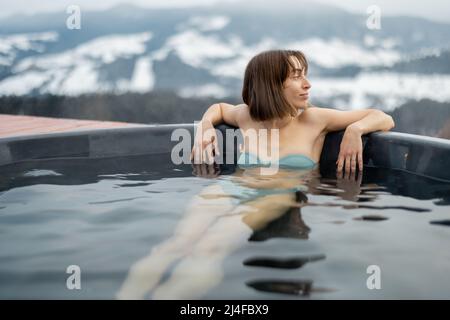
[0,0,449,137]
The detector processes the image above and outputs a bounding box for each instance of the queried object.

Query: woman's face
[282,56,311,110]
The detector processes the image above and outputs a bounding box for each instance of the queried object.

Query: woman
[191,50,394,173]
[118,50,394,299]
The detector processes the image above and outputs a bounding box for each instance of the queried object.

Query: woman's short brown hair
[242,50,308,122]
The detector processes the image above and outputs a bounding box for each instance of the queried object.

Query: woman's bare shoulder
[234,103,251,125]
[299,105,321,121]
[217,102,250,127]
[298,106,331,132]
[300,105,332,122]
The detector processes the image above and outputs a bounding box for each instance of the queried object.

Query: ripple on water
[430,220,450,227]
[246,279,336,296]
[243,254,326,269]
[353,214,389,221]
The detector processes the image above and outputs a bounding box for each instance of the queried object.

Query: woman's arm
[305,107,395,173]
[201,102,243,127]
[352,110,395,133]
[321,108,394,134]
[191,103,245,164]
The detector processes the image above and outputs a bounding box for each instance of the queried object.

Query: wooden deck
[0,114,146,139]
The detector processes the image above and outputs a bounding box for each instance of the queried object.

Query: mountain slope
[0,3,450,110]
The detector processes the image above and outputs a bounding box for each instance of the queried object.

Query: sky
[0,0,449,24]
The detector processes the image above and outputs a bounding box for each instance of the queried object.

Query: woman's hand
[192,163,221,179]
[336,168,363,202]
[336,124,363,174]
[190,120,220,165]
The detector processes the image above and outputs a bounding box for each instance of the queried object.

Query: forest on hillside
[1,92,449,138]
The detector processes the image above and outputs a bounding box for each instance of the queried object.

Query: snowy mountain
[0,3,450,110]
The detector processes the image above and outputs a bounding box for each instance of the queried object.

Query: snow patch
[311,72,450,110]
[0,71,49,95]
[6,32,153,95]
[0,31,58,66]
[180,15,230,32]
[158,30,237,67]
[178,83,229,98]
[211,38,277,78]
[59,62,99,95]
[287,38,401,68]
[15,32,152,72]
[75,32,152,64]
[130,56,154,92]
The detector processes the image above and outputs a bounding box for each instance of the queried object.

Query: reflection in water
[430,220,450,227]
[249,207,311,241]
[301,202,430,213]
[115,182,153,188]
[2,153,450,299]
[22,169,62,177]
[353,214,389,221]
[246,279,336,296]
[306,169,431,213]
[119,160,388,299]
[88,196,150,204]
[247,279,313,296]
[243,254,325,269]
[117,165,323,299]
[343,204,430,212]
[118,163,404,299]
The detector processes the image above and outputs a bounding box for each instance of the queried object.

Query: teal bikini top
[237,152,316,169]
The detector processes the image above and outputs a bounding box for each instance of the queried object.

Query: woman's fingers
[204,142,214,165]
[201,137,212,148]
[191,146,198,163]
[350,153,357,173]
[212,136,220,157]
[344,163,351,180]
[357,168,363,184]
[207,164,214,175]
[198,164,204,176]
[345,155,351,173]
[191,139,211,164]
[349,169,356,181]
[337,167,343,179]
[191,131,220,165]
[337,152,362,175]
[336,154,344,172]
[207,163,219,177]
[191,163,219,178]
[192,143,204,164]
[206,135,218,164]
[358,151,363,171]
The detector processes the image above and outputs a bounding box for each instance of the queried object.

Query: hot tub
[0,124,449,299]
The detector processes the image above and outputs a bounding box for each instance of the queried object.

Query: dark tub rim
[1,124,450,182]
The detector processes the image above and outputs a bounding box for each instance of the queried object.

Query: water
[0,153,449,299]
